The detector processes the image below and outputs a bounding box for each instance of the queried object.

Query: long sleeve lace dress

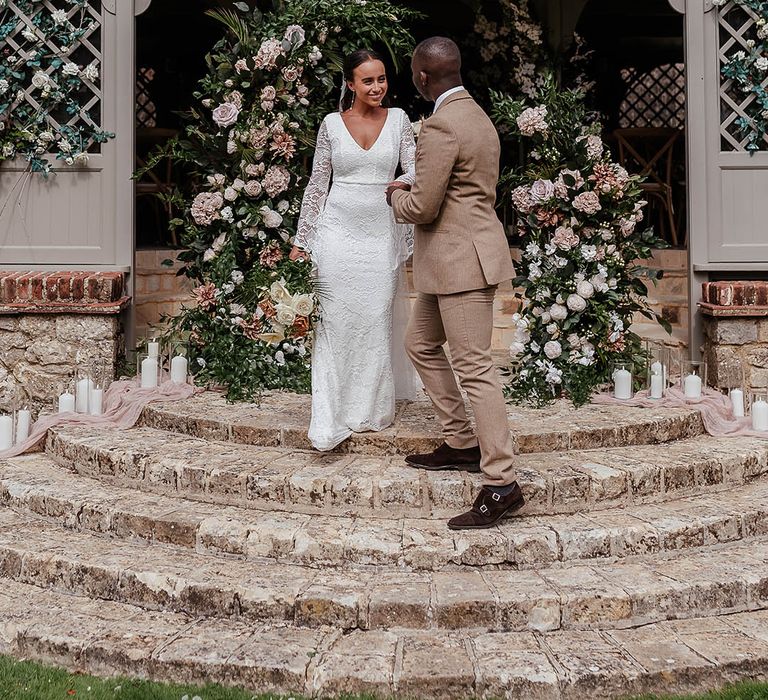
[295,107,418,451]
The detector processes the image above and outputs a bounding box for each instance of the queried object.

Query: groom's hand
[386,181,410,206]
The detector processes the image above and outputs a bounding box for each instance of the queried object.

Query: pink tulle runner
[0,378,202,460]
[592,385,768,439]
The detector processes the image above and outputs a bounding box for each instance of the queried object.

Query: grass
[1,655,767,700]
[629,684,768,700]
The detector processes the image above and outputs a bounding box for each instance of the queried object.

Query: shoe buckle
[479,504,489,514]
[492,493,501,502]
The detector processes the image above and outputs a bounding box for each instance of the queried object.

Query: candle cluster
[0,408,30,451]
[59,367,107,416]
[139,339,189,388]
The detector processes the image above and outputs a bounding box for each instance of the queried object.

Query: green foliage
[150,0,418,402]
[491,76,669,408]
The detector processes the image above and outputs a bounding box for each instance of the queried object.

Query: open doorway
[133,1,223,337]
[576,0,688,346]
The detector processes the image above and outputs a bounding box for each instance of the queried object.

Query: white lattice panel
[718,0,768,151]
[3,0,103,149]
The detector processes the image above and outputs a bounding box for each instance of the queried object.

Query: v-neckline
[339,109,391,152]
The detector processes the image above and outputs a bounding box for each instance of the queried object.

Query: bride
[290,49,418,451]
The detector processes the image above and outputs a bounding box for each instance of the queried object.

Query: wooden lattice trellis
[618,64,686,129]
[136,67,157,127]
[718,0,768,151]
[2,0,103,151]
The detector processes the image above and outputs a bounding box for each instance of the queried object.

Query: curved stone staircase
[2,392,768,698]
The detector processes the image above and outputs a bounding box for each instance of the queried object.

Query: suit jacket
[391,90,515,295]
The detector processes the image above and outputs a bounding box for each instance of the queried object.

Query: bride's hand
[385,181,410,206]
[289,245,309,262]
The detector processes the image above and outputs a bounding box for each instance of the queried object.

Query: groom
[386,37,524,530]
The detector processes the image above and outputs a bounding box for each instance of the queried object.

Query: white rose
[510,341,527,357]
[549,303,568,321]
[567,294,587,312]
[232,178,245,191]
[284,24,306,47]
[292,293,314,316]
[82,62,99,82]
[51,9,68,24]
[224,186,238,201]
[576,280,595,299]
[270,278,291,303]
[212,102,240,128]
[62,62,79,77]
[0,79,8,94]
[260,206,283,228]
[277,199,290,213]
[220,206,233,221]
[21,27,36,41]
[275,302,297,326]
[31,71,49,89]
[544,340,562,359]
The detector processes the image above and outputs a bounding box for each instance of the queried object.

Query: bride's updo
[340,49,389,112]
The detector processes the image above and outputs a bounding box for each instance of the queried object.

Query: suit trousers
[405,287,517,487]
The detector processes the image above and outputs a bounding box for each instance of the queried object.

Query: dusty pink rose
[282,66,299,82]
[234,58,249,73]
[572,191,602,215]
[552,225,579,251]
[529,179,555,203]
[244,179,263,197]
[190,191,223,225]
[263,165,290,197]
[225,91,243,109]
[212,102,239,128]
[261,86,277,101]
[248,127,270,150]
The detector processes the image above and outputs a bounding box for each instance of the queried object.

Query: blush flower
[191,192,224,225]
[212,102,239,127]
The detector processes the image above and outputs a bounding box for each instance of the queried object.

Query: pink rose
[212,102,239,128]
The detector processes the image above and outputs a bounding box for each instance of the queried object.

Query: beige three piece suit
[391,90,517,486]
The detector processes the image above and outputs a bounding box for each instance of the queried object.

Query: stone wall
[0,272,128,416]
[701,281,768,391]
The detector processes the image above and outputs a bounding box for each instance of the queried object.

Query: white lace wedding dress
[295,107,419,451]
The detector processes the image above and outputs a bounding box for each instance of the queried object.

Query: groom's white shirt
[433,85,465,113]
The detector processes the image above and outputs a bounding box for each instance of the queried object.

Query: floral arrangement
[465,0,546,100]
[150,0,418,401]
[491,79,668,407]
[0,0,113,174]
[717,0,768,152]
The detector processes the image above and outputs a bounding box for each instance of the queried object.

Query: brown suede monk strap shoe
[405,442,481,472]
[447,483,525,530]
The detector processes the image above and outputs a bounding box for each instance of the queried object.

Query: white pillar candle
[683,373,702,399]
[752,399,768,431]
[730,388,745,418]
[15,408,30,444]
[613,369,633,400]
[75,376,92,413]
[89,388,104,416]
[147,340,160,358]
[140,356,158,388]
[0,415,12,451]
[650,373,664,399]
[650,360,663,376]
[58,391,75,413]
[170,354,188,384]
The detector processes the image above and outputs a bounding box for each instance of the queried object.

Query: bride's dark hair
[340,49,389,112]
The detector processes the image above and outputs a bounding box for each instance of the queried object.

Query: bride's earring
[351,91,356,106]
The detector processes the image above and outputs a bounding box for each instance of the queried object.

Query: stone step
[138,390,704,455]
[2,504,768,633]
[46,424,768,517]
[5,453,768,571]
[4,576,768,700]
